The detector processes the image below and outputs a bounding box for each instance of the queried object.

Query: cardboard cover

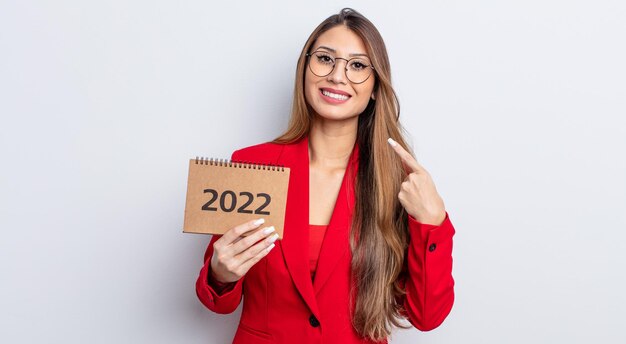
[183,157,290,239]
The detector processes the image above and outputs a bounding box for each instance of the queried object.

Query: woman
[196,8,455,343]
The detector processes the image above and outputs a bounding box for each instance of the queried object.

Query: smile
[319,88,351,103]
[322,90,349,100]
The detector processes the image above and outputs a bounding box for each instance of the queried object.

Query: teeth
[322,90,349,100]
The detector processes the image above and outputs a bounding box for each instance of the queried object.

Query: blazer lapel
[277,135,319,318]
[277,135,360,316]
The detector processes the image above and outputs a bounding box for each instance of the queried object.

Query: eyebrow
[314,45,370,58]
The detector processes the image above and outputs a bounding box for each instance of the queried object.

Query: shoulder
[230,141,286,164]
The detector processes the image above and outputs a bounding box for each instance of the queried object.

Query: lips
[320,87,351,96]
[319,88,351,103]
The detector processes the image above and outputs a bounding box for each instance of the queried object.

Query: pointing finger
[387,138,423,173]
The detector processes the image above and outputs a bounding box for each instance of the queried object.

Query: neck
[308,115,358,170]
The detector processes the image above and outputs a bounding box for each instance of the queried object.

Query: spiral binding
[194,156,286,172]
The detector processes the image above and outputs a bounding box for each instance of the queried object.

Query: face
[304,25,376,122]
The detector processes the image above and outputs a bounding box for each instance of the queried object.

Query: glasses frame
[305,49,375,84]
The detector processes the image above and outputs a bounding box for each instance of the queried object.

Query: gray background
[1,0,624,343]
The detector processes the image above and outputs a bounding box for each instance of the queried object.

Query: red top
[198,137,456,342]
[308,223,328,281]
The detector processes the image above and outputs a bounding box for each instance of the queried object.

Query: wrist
[209,266,228,284]
[409,211,446,226]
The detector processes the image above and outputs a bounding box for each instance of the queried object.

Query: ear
[371,82,378,100]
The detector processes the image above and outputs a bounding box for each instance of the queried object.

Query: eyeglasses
[305,49,375,84]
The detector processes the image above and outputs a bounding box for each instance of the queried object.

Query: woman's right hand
[210,218,279,283]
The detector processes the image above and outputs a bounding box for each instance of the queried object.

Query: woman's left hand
[388,138,446,226]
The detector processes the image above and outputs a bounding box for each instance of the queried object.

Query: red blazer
[196,135,455,344]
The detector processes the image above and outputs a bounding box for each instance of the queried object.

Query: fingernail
[266,243,275,252]
[263,226,275,235]
[254,218,265,226]
[268,233,279,243]
[387,138,397,147]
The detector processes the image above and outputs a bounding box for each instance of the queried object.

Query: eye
[314,53,334,64]
[349,60,368,70]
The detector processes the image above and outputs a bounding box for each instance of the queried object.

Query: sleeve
[194,149,246,314]
[195,233,246,314]
[399,211,455,331]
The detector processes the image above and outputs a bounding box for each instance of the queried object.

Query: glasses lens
[309,52,334,77]
[345,57,372,84]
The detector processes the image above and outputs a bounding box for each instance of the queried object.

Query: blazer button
[309,315,320,327]
[428,243,437,252]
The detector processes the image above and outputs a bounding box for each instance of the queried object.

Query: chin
[305,94,363,122]
[313,110,359,122]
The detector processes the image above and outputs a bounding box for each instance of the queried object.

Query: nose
[327,58,349,84]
